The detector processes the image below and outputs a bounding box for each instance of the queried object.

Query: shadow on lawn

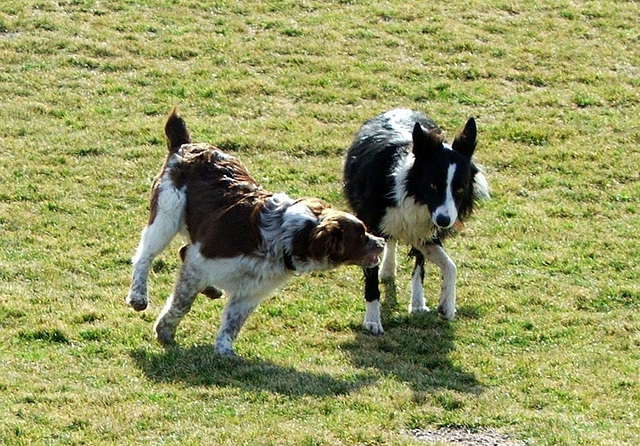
[131,281,480,397]
[340,280,482,395]
[131,345,375,397]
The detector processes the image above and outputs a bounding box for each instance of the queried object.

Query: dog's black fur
[343,109,490,334]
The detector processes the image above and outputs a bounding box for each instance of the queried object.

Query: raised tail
[472,165,491,201]
[165,106,191,153]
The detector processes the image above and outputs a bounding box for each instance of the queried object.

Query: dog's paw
[154,320,177,346]
[215,343,238,357]
[155,331,177,346]
[363,300,384,335]
[126,292,148,312]
[437,304,456,321]
[363,320,385,336]
[409,305,431,314]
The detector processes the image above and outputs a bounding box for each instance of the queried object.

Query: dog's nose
[435,215,452,228]
[369,235,385,251]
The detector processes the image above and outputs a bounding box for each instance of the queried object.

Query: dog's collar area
[283,250,296,271]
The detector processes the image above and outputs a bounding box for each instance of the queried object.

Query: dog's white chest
[380,198,437,246]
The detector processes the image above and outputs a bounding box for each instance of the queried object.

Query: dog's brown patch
[168,145,271,258]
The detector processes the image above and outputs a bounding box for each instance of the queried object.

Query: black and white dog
[343,109,490,334]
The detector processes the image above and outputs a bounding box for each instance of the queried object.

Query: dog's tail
[165,106,191,154]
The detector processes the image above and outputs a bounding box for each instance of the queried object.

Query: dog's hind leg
[409,247,429,314]
[154,260,203,345]
[215,294,264,356]
[127,176,186,311]
[420,241,457,320]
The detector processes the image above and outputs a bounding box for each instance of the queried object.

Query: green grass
[1,0,639,444]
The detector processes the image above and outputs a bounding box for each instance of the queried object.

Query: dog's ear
[452,118,477,159]
[308,218,344,260]
[412,122,444,158]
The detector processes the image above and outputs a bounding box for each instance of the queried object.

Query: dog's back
[161,123,267,255]
[344,109,442,234]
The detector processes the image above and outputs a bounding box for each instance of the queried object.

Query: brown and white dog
[126,108,385,355]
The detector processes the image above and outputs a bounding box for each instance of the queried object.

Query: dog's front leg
[215,294,263,356]
[363,266,384,335]
[128,231,165,312]
[421,242,457,320]
[409,248,429,314]
[154,266,202,345]
[379,239,397,281]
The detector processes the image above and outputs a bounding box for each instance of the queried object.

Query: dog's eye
[430,183,438,190]
[455,187,465,195]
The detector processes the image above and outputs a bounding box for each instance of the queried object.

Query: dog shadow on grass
[340,280,482,396]
[131,345,375,397]
[131,281,480,397]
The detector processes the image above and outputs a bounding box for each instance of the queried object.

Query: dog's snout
[368,234,385,252]
[435,214,452,228]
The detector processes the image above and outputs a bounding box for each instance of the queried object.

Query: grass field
[1,0,639,445]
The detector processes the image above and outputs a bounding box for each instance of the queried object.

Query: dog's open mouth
[365,252,381,267]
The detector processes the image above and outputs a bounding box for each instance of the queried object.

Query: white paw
[215,343,238,357]
[154,320,177,346]
[363,300,384,335]
[437,304,456,320]
[126,291,148,312]
[363,320,385,336]
[409,305,431,314]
